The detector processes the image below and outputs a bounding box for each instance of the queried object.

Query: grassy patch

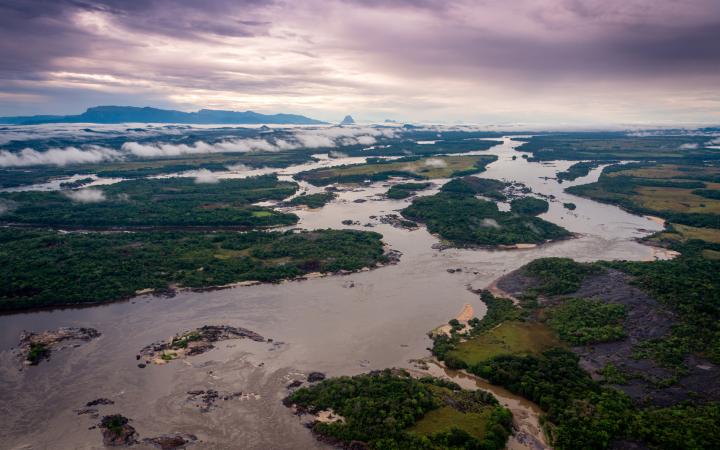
[634,186,720,214]
[297,155,497,186]
[448,321,561,366]
[26,342,50,364]
[408,406,490,439]
[566,162,720,229]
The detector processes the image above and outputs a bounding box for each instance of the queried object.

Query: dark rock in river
[307,372,326,382]
[74,407,99,417]
[287,380,303,389]
[86,398,114,407]
[186,389,243,412]
[143,433,197,450]
[100,415,137,446]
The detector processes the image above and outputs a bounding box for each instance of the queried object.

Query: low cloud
[121,138,279,157]
[424,158,447,168]
[328,150,349,158]
[0,146,122,167]
[0,199,12,215]
[193,169,220,184]
[481,218,501,229]
[64,188,106,203]
[226,163,251,171]
[679,143,699,150]
[0,126,402,168]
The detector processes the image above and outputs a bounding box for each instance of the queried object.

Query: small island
[296,155,497,186]
[400,184,570,247]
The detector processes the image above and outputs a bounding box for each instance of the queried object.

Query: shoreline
[0,246,402,316]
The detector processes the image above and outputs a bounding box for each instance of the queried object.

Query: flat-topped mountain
[0,106,327,125]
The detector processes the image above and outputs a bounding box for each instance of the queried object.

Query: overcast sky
[1,0,719,125]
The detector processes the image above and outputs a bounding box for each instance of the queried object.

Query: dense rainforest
[0,174,299,228]
[285,369,512,449]
[0,228,388,310]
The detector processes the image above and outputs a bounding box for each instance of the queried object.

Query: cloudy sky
[1,0,719,125]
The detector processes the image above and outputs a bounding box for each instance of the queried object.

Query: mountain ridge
[0,105,327,125]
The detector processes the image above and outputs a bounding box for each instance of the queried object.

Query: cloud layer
[1,0,719,125]
[0,125,399,167]
[64,188,106,203]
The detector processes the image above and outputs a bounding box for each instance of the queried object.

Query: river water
[0,137,669,449]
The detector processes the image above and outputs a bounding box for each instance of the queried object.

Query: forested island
[286,192,337,208]
[400,178,569,247]
[0,228,390,310]
[556,161,601,182]
[297,155,497,186]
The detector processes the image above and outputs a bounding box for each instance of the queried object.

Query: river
[0,137,670,449]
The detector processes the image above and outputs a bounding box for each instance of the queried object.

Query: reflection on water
[0,137,671,449]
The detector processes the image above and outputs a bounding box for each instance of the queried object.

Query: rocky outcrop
[143,434,197,449]
[307,372,326,383]
[18,327,100,365]
[186,389,252,412]
[100,415,137,447]
[495,267,720,406]
[138,325,264,365]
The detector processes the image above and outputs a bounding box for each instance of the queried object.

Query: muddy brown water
[0,137,670,449]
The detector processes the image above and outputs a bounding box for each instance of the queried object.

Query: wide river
[0,137,671,449]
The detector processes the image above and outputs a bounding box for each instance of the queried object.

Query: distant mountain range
[0,106,327,125]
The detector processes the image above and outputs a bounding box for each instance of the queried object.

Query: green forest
[509,197,549,215]
[0,174,299,228]
[285,369,512,449]
[386,182,432,199]
[401,191,569,246]
[430,245,720,449]
[0,228,388,310]
[286,192,336,208]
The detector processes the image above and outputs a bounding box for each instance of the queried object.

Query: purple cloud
[0,0,719,124]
